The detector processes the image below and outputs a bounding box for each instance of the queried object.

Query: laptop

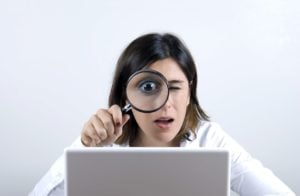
[65,147,230,196]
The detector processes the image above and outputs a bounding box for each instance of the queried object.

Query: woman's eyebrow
[168,80,185,84]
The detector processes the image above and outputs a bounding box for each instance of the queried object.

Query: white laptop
[65,147,230,196]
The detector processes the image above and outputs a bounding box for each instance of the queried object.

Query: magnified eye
[138,80,161,95]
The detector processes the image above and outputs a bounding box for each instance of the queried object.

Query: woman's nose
[161,95,172,110]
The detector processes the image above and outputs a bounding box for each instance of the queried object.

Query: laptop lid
[65,147,230,196]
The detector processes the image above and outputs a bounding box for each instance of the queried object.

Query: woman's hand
[81,104,130,147]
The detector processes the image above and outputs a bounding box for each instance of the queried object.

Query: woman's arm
[198,122,295,196]
[29,137,84,196]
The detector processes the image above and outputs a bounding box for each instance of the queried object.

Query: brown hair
[108,33,209,145]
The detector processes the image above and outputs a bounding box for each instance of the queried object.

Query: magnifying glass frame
[122,69,169,113]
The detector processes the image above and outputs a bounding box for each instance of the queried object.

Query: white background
[0,0,299,195]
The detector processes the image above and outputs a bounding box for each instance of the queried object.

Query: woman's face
[132,58,190,147]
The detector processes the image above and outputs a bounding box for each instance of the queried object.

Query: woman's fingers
[115,114,130,137]
[81,133,91,146]
[81,105,129,147]
[96,109,115,136]
[86,123,102,145]
[91,115,108,141]
[108,105,123,128]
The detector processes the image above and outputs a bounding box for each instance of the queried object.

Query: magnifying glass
[122,70,169,113]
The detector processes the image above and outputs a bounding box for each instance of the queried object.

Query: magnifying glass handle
[122,104,132,113]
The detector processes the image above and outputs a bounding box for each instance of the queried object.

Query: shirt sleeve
[198,122,295,196]
[29,137,85,196]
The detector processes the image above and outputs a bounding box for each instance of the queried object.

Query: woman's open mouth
[154,117,174,129]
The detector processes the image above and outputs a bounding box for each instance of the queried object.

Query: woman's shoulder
[194,121,241,149]
[198,120,223,131]
[197,121,226,140]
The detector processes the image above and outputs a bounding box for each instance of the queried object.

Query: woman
[30,33,295,195]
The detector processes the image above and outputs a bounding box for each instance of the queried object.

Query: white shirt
[29,121,295,196]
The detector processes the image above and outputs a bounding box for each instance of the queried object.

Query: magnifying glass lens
[125,70,169,113]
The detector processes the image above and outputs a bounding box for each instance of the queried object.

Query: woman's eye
[138,80,160,95]
[169,86,181,91]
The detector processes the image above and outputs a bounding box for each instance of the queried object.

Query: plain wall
[0,0,299,195]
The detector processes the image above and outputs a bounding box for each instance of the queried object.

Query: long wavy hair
[108,33,209,145]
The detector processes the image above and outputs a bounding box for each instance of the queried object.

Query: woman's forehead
[147,58,188,81]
